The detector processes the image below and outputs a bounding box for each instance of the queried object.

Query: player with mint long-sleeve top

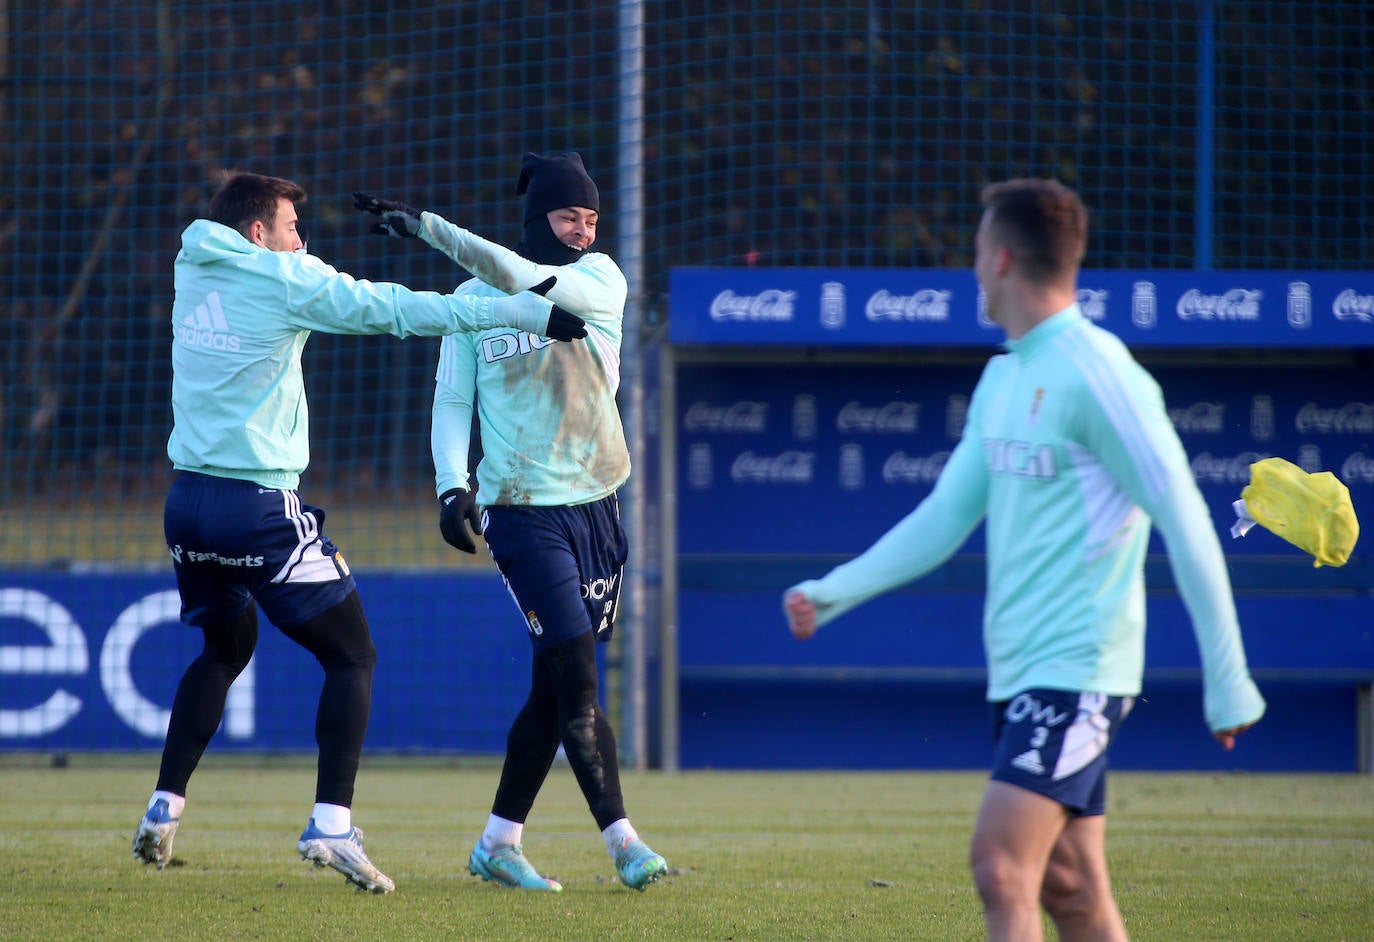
[788,304,1265,735]
[167,217,565,490]
[423,211,630,506]
[355,153,667,894]
[143,172,591,894]
[785,179,1261,940]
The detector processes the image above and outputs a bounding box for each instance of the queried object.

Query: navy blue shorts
[164,472,356,629]
[988,689,1135,817]
[481,495,627,651]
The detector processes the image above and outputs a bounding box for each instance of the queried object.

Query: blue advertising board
[670,355,1374,770]
[669,266,1373,771]
[0,570,530,752]
[669,268,1374,347]
[674,359,1373,560]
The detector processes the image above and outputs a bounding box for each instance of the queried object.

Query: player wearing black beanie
[353,154,668,895]
[514,151,601,265]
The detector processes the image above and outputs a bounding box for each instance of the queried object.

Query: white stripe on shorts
[270,490,337,585]
[1051,692,1113,781]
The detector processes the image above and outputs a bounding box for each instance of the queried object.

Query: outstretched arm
[353,193,602,337]
[354,192,546,296]
[280,251,583,341]
[414,210,626,329]
[784,433,988,635]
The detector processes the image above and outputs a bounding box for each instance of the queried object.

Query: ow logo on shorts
[581,575,618,600]
[1004,692,1070,728]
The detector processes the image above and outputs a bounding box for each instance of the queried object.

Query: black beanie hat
[517,152,599,224]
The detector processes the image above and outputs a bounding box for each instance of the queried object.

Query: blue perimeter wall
[668,354,1374,773]
[668,266,1374,773]
[0,571,533,755]
[2,563,1368,771]
[4,269,1372,771]
[676,557,1372,772]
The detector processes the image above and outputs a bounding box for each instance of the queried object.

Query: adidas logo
[176,291,242,352]
[1011,748,1045,775]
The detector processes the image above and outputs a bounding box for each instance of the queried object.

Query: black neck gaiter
[515,216,584,266]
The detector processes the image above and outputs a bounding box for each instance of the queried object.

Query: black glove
[438,487,483,553]
[353,191,422,238]
[526,276,588,341]
[546,306,586,341]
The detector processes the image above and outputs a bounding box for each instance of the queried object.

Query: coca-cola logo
[1176,288,1261,321]
[1190,451,1271,485]
[730,450,815,484]
[836,401,921,434]
[709,289,795,321]
[1076,287,1108,321]
[864,289,951,322]
[1339,451,1374,483]
[1333,289,1374,323]
[1294,402,1374,435]
[1168,402,1226,435]
[683,401,768,433]
[881,451,950,483]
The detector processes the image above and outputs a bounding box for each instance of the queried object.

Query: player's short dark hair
[979,178,1087,284]
[207,172,307,236]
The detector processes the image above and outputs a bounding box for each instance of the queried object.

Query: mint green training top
[789,305,1266,735]
[167,219,555,490]
[421,212,630,507]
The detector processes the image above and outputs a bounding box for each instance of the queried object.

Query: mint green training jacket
[167,219,554,490]
[789,305,1266,735]
[421,212,630,507]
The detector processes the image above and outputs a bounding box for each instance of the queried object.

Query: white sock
[150,790,185,818]
[481,814,523,851]
[602,818,637,858]
[311,803,351,834]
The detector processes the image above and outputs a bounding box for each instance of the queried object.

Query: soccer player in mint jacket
[133,171,584,894]
[784,179,1264,942]
[354,152,668,893]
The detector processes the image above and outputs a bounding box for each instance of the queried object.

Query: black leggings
[155,589,377,808]
[491,631,627,831]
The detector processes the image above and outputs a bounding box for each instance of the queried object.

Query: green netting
[2,0,1369,567]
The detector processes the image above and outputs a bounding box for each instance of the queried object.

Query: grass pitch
[1,759,1370,941]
